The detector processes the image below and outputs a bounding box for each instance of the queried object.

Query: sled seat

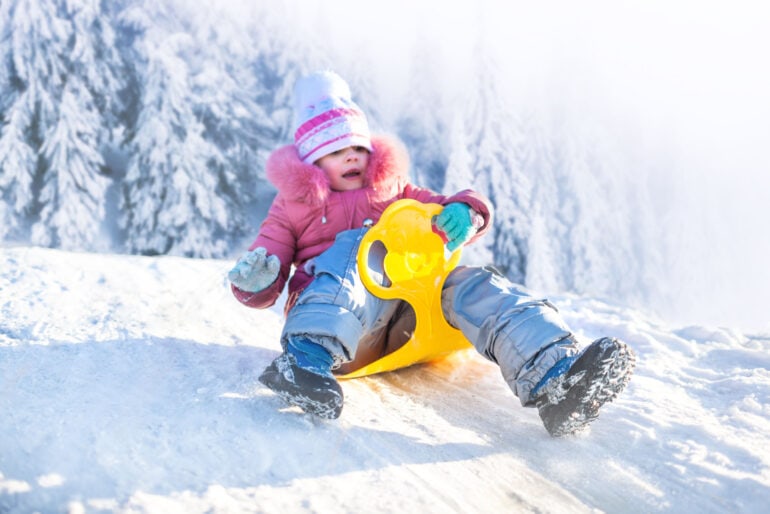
[339,199,472,379]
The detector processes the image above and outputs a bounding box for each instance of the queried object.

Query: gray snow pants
[282,228,578,406]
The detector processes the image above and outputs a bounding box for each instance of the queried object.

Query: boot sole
[538,337,636,437]
[259,362,344,420]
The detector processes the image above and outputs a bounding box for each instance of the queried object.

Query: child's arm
[229,247,280,293]
[230,197,297,309]
[402,184,493,242]
[433,202,485,251]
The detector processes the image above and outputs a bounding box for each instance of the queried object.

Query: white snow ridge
[1,246,769,513]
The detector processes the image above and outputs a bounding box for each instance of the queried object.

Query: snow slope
[1,246,769,513]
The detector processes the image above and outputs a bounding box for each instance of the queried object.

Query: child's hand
[228,247,280,293]
[434,203,480,252]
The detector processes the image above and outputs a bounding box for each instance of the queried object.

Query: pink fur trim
[265,145,330,205]
[265,134,410,207]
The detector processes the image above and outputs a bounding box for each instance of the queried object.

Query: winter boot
[258,337,344,419]
[531,337,636,437]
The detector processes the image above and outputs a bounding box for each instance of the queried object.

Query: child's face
[315,146,370,191]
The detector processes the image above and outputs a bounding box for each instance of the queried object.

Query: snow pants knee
[282,228,578,405]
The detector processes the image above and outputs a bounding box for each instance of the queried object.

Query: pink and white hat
[292,70,372,164]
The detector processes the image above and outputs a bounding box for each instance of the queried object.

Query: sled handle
[358,200,462,304]
[342,199,470,379]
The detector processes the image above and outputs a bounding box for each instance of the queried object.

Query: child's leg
[281,228,399,366]
[442,265,635,436]
[441,266,579,405]
[261,228,401,418]
[336,301,414,375]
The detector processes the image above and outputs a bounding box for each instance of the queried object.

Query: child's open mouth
[342,170,362,179]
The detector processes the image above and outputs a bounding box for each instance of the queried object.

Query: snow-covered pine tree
[225,3,312,242]
[555,120,650,303]
[32,78,110,249]
[0,25,37,243]
[33,0,124,250]
[443,111,480,193]
[240,43,305,237]
[120,32,229,257]
[114,0,330,257]
[395,37,450,193]
[247,2,313,144]
[234,3,336,242]
[0,0,123,250]
[443,48,532,273]
[518,96,656,303]
[478,68,534,283]
[181,2,286,250]
[0,102,37,242]
[66,0,124,130]
[523,121,578,293]
[0,0,68,242]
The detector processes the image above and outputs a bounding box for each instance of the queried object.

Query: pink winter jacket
[232,134,493,315]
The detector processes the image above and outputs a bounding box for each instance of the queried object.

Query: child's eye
[353,146,368,153]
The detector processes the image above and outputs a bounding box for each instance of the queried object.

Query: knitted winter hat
[292,70,372,164]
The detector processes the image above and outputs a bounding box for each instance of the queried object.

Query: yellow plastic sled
[339,199,472,379]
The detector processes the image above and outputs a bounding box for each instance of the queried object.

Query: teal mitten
[434,203,477,252]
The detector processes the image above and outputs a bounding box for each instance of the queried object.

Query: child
[229,70,635,437]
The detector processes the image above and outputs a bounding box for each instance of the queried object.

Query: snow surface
[1,246,769,513]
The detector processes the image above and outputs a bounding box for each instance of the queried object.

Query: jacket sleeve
[402,184,494,242]
[231,196,297,309]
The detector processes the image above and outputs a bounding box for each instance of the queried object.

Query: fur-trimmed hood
[265,134,411,207]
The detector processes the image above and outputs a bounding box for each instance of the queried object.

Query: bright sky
[292,0,770,151]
